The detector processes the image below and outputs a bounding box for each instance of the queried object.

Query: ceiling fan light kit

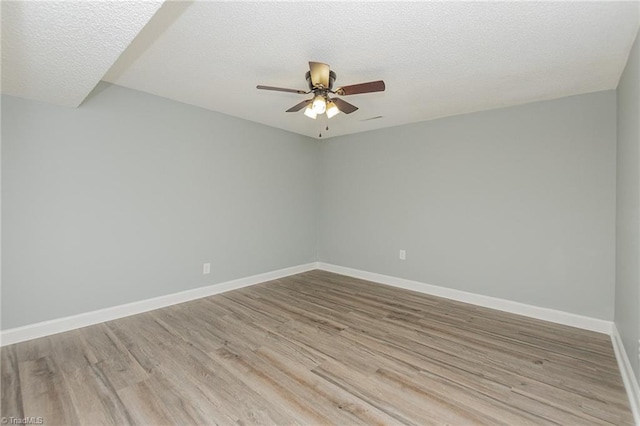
[257,61,385,121]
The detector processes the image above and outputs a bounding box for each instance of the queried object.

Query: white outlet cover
[203,263,211,275]
[399,250,406,260]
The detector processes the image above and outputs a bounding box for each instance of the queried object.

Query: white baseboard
[0,261,614,344]
[316,262,613,335]
[612,324,640,425]
[0,262,317,346]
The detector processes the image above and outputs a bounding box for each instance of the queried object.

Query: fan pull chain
[319,116,330,138]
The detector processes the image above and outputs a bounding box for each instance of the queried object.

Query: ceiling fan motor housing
[306,70,336,91]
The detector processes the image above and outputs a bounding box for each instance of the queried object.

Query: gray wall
[616,28,640,382]
[1,83,319,329]
[319,91,617,320]
[1,82,622,330]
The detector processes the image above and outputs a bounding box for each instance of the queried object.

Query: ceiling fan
[257,62,385,120]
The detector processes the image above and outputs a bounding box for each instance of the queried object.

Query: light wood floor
[1,270,633,425]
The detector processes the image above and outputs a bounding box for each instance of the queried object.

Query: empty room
[1,1,639,425]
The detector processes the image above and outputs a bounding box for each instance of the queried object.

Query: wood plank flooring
[1,270,633,425]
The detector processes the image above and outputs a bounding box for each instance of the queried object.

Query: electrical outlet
[203,262,211,275]
[399,250,406,260]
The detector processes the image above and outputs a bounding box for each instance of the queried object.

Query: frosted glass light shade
[312,95,326,114]
[326,101,340,118]
[304,105,317,119]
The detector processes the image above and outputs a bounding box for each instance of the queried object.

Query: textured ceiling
[1,1,163,107]
[3,2,640,139]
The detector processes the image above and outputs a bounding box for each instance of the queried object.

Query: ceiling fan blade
[286,99,312,112]
[309,62,330,88]
[332,97,358,114]
[335,80,385,96]
[257,85,307,94]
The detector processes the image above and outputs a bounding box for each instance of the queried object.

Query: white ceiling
[3,1,639,139]
[1,0,163,107]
